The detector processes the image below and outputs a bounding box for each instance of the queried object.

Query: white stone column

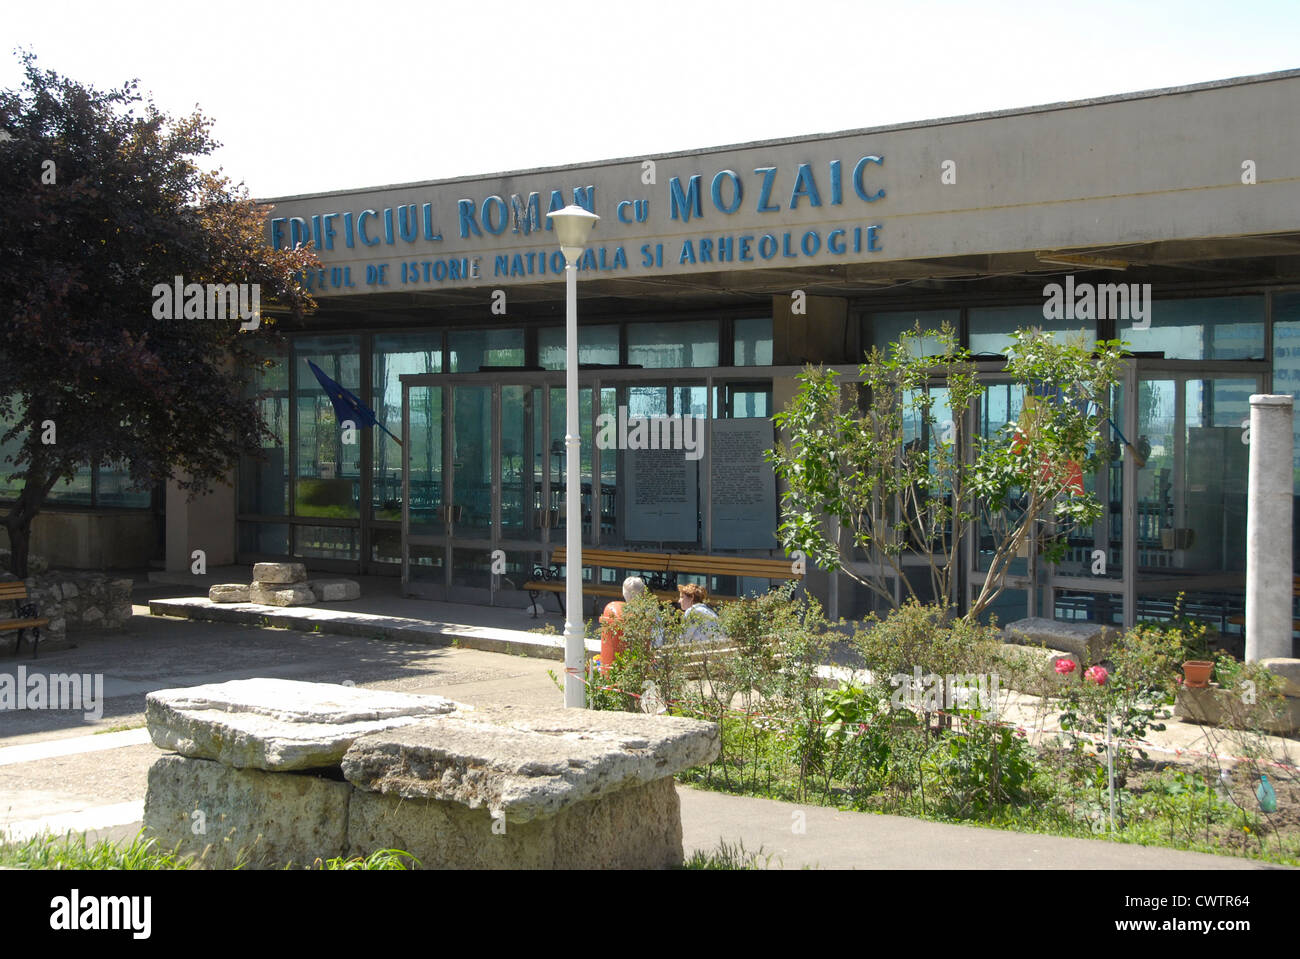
[1246,394,1294,662]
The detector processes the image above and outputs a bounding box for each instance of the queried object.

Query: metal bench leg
[555,592,565,617]
[31,626,38,659]
[11,631,19,658]
[528,590,540,618]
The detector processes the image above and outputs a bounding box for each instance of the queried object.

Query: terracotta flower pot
[1182,660,1214,688]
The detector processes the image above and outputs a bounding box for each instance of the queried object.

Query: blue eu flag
[306,360,403,446]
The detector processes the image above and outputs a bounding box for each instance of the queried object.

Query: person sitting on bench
[677,583,721,644]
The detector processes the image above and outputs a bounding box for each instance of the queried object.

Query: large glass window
[539,324,619,370]
[294,335,362,520]
[1119,296,1264,360]
[1275,292,1300,498]
[970,305,1095,356]
[866,309,960,356]
[96,460,151,508]
[0,398,22,499]
[628,320,719,368]
[449,329,523,372]
[0,397,151,508]
[733,317,773,366]
[372,333,441,522]
[239,347,289,516]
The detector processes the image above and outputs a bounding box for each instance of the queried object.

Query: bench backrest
[549,548,800,581]
[0,582,29,602]
[551,548,673,573]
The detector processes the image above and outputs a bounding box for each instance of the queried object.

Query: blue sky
[6,0,1300,198]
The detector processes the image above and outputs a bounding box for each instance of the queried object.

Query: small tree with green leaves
[767,325,1125,620]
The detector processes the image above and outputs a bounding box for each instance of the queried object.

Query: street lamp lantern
[546,203,600,708]
[548,204,600,258]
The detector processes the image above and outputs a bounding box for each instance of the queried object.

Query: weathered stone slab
[342,703,720,823]
[347,775,682,869]
[146,678,462,770]
[1004,617,1116,664]
[208,584,251,604]
[252,562,307,585]
[143,754,349,869]
[249,582,316,606]
[307,579,361,602]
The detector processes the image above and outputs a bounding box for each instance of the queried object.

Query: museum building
[11,68,1300,632]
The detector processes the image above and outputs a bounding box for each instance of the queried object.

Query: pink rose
[1054,658,1077,675]
[1085,665,1109,685]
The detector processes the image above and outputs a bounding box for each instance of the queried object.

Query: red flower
[1054,658,1077,675]
[1084,665,1109,685]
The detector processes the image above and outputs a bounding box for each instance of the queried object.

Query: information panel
[625,448,698,543]
[710,419,778,549]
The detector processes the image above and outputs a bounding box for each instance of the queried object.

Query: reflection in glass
[407,386,443,537]
[539,325,619,369]
[628,320,719,368]
[294,336,361,520]
[373,334,441,522]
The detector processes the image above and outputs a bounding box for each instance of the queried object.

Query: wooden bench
[1,581,50,658]
[524,547,801,618]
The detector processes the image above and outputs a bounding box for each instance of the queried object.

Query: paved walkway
[0,581,1292,869]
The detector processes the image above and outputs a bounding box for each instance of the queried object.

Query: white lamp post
[546,203,600,707]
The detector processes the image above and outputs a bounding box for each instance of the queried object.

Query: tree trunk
[3,453,59,580]
[4,516,31,579]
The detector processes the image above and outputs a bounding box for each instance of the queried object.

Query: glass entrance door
[402,377,549,601]
[1129,370,1261,632]
[403,383,446,592]
[1036,364,1264,630]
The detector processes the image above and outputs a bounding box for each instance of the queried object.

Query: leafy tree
[767,325,1126,620]
[0,52,318,576]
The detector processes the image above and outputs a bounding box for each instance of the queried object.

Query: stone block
[252,562,308,585]
[342,703,720,823]
[1004,617,1117,664]
[307,579,361,602]
[209,584,251,604]
[145,678,462,771]
[346,775,682,869]
[143,754,350,869]
[1260,658,1300,698]
[249,583,316,606]
[1174,684,1300,734]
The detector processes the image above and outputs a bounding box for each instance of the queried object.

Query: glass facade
[216,293,1294,637]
